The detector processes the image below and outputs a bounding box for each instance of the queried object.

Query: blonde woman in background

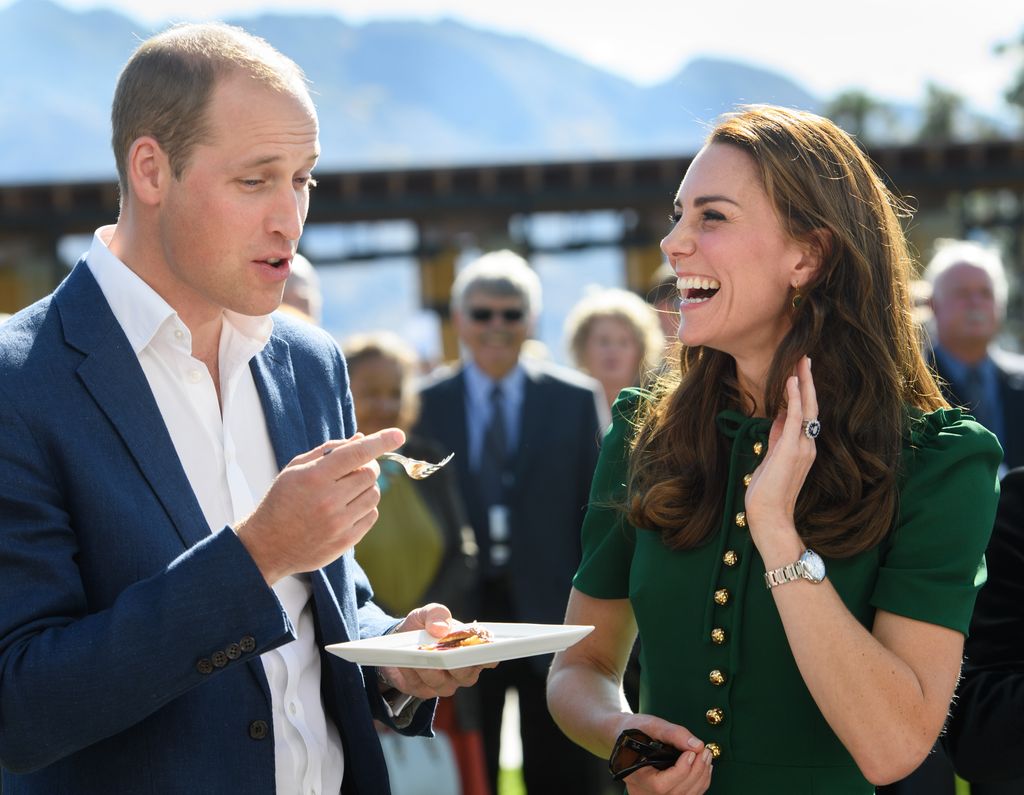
[565,287,665,412]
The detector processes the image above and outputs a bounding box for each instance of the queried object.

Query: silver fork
[378,451,454,480]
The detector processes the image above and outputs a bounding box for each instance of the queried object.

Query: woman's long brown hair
[626,105,947,558]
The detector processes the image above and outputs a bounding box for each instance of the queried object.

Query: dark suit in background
[945,467,1024,794]
[932,347,1024,471]
[416,357,605,794]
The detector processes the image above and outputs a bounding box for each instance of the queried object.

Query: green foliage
[498,766,526,795]
[918,82,964,143]
[823,89,895,145]
[996,33,1024,121]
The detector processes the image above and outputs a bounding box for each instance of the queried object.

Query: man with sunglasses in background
[415,250,608,794]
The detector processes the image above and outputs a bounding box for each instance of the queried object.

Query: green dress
[574,390,1002,794]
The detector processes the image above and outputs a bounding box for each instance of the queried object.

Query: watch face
[800,550,826,582]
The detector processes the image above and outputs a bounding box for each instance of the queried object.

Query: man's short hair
[111,22,311,198]
[924,238,1009,314]
[450,250,543,319]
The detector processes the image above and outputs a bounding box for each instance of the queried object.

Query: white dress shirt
[86,226,344,795]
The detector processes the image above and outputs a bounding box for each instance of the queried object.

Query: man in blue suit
[414,251,608,795]
[0,22,483,794]
[925,239,1024,473]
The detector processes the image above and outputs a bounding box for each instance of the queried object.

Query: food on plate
[418,623,494,651]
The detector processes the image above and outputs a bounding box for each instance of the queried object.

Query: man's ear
[125,136,170,207]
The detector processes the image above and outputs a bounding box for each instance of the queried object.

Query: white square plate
[325,622,594,670]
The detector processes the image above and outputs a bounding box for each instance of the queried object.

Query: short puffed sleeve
[871,408,1002,633]
[572,389,644,599]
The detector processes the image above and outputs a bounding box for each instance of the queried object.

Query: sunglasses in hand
[608,728,682,781]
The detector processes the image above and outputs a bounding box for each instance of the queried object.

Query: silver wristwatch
[764,549,826,589]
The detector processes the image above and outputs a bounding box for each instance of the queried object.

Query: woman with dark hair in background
[547,105,1002,794]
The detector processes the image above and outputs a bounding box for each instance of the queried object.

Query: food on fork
[418,623,494,651]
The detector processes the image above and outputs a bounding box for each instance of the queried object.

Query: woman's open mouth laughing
[677,276,721,305]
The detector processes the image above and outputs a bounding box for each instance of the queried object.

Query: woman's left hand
[744,356,818,549]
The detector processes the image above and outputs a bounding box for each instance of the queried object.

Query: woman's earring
[791,285,803,309]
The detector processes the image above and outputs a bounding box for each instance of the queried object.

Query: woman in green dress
[546,105,1002,794]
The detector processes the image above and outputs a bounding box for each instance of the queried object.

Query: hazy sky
[16,0,1024,117]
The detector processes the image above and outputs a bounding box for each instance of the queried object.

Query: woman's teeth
[677,276,721,304]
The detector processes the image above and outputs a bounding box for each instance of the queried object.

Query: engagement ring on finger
[802,419,821,439]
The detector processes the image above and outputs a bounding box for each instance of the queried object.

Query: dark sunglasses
[467,307,525,323]
[608,728,681,782]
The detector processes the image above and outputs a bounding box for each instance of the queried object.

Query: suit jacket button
[249,720,269,740]
[239,636,256,653]
[196,658,213,674]
[225,643,241,660]
[211,650,228,668]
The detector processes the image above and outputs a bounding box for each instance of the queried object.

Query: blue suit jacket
[930,346,1024,470]
[0,263,431,794]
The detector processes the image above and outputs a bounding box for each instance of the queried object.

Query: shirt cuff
[381,687,424,728]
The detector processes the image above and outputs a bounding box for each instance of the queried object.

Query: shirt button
[734,512,746,528]
[714,588,730,606]
[248,720,269,740]
[709,669,726,686]
[706,742,721,759]
[289,702,298,716]
[710,628,726,645]
[187,369,202,384]
[722,550,739,567]
[174,329,184,340]
[743,473,752,487]
[753,441,764,455]
[706,707,725,726]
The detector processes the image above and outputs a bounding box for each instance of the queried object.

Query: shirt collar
[85,225,273,359]
[464,360,525,403]
[933,344,995,384]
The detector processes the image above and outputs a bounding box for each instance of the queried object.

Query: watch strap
[764,561,806,589]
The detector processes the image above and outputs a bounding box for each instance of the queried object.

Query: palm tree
[824,89,895,144]
[917,82,964,143]
[995,34,1024,123]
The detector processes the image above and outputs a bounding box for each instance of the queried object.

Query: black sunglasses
[467,307,525,323]
[608,729,681,782]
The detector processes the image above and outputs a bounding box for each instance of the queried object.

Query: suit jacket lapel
[445,369,471,489]
[513,362,546,489]
[250,334,309,469]
[57,265,210,550]
[251,333,364,641]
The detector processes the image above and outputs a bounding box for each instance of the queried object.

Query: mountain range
[0,0,827,183]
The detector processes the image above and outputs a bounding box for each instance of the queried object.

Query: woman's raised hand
[744,356,818,548]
